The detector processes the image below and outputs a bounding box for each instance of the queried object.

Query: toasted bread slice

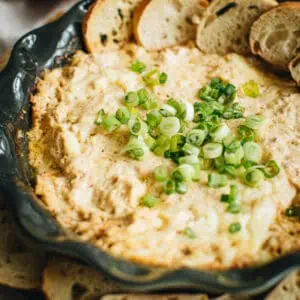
[289,55,300,85]
[82,0,143,53]
[133,0,208,51]
[196,0,277,55]
[250,2,300,71]
[0,206,45,290]
[42,258,122,300]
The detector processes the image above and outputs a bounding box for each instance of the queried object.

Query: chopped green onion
[244,168,264,187]
[159,104,177,117]
[228,222,241,233]
[208,173,228,188]
[237,125,256,143]
[199,158,213,170]
[153,165,169,182]
[175,181,187,194]
[115,107,130,124]
[226,140,241,153]
[146,110,162,128]
[94,109,106,125]
[128,118,148,136]
[199,85,219,102]
[203,143,223,159]
[130,60,146,73]
[224,146,244,165]
[223,132,236,147]
[179,155,199,165]
[262,160,280,178]
[241,80,259,98]
[144,134,156,149]
[159,117,180,137]
[102,116,121,132]
[137,88,152,106]
[186,129,206,146]
[167,98,186,119]
[140,194,159,208]
[285,206,300,218]
[221,184,240,204]
[214,156,225,172]
[143,69,160,86]
[192,164,201,181]
[168,151,185,164]
[223,165,237,177]
[153,135,170,156]
[124,136,147,160]
[164,179,175,195]
[170,134,185,152]
[244,115,265,130]
[194,102,213,121]
[183,227,197,239]
[125,91,139,107]
[227,203,241,214]
[222,103,244,119]
[142,99,158,110]
[243,141,261,163]
[172,164,195,182]
[182,143,200,156]
[184,103,194,121]
[159,72,168,84]
[210,123,230,142]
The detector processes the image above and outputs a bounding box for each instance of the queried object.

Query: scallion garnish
[228,222,241,234]
[146,110,162,128]
[172,164,195,182]
[224,146,244,165]
[137,88,152,106]
[167,98,186,119]
[94,109,106,125]
[124,136,148,160]
[199,158,213,170]
[164,179,175,195]
[244,115,265,130]
[153,165,169,182]
[159,117,180,137]
[243,141,261,163]
[159,104,177,117]
[131,60,146,73]
[186,129,206,146]
[128,118,148,136]
[184,103,194,121]
[153,135,170,156]
[203,143,223,159]
[179,155,199,165]
[175,181,187,194]
[125,91,139,107]
[159,72,168,84]
[182,143,200,156]
[183,227,197,239]
[262,160,280,178]
[102,116,121,132]
[140,194,159,208]
[237,125,256,143]
[210,123,230,142]
[170,134,185,152]
[208,173,228,188]
[241,80,259,98]
[115,107,130,124]
[244,168,264,187]
[143,69,160,86]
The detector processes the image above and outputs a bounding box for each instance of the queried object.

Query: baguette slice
[42,258,122,300]
[196,0,277,55]
[250,2,300,71]
[82,0,143,53]
[133,0,208,51]
[289,54,300,86]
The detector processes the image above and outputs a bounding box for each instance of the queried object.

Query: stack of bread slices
[83,0,300,85]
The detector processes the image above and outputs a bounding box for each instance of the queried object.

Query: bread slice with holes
[250,2,300,71]
[289,55,300,85]
[196,0,277,55]
[0,205,45,290]
[133,0,209,51]
[42,257,122,300]
[82,0,143,53]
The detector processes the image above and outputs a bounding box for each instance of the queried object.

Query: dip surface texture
[29,44,300,270]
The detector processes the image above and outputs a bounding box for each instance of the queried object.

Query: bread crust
[289,54,300,86]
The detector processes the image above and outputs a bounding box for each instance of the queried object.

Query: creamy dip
[29,43,300,270]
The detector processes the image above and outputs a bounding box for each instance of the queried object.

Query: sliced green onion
[241,80,259,98]
[159,104,177,117]
[223,132,236,147]
[175,181,187,194]
[227,203,241,214]
[237,125,256,143]
[125,91,139,107]
[203,143,223,159]
[194,102,213,121]
[128,118,148,136]
[159,117,180,137]
[228,222,241,233]
[244,115,265,130]
[224,146,244,165]
[183,227,197,239]
[142,99,158,110]
[186,129,206,146]
[146,110,162,128]
[167,98,186,119]
[285,206,300,218]
[192,164,201,181]
[244,168,264,187]
[130,60,146,73]
[179,155,199,165]
[223,103,244,119]
[221,184,240,204]
[102,116,121,132]
[169,151,185,164]
[214,156,225,172]
[153,135,170,156]
[199,85,219,102]
[164,179,175,195]
[172,164,195,182]
[94,109,106,125]
[182,143,200,156]
[140,194,159,208]
[199,158,213,170]
[159,72,168,84]
[124,136,147,160]
[223,165,237,178]
[262,160,280,178]
[223,83,236,104]
[115,107,130,124]
[226,140,241,153]
[137,88,151,106]
[144,134,156,150]
[143,69,160,86]
[243,141,261,163]
[170,134,185,152]
[208,173,228,188]
[184,103,194,121]
[153,165,169,182]
[210,123,230,142]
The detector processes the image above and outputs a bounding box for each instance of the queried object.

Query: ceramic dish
[0,0,299,295]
